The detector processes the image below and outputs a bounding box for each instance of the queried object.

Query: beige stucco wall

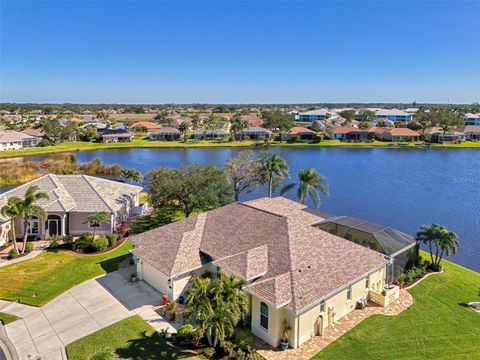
[138,260,172,298]
[69,212,112,236]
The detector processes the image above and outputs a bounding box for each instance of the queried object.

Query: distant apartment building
[373,109,412,122]
[297,109,336,122]
[464,113,480,125]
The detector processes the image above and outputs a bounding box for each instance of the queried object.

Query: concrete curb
[0,324,19,360]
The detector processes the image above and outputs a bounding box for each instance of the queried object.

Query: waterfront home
[130,197,411,349]
[425,127,466,143]
[282,126,316,141]
[130,121,163,133]
[464,113,480,125]
[297,109,336,122]
[330,126,369,141]
[149,127,182,141]
[381,128,420,142]
[237,126,272,140]
[0,174,142,245]
[374,109,412,122]
[193,129,229,140]
[100,128,134,143]
[0,130,42,150]
[456,125,480,141]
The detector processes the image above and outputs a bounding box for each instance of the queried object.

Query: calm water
[10,147,480,272]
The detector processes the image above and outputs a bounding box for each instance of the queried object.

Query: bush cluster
[73,233,111,253]
[24,242,34,253]
[7,248,18,259]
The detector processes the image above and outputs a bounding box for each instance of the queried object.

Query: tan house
[381,128,420,142]
[0,130,42,151]
[283,127,316,141]
[0,174,142,245]
[129,197,410,349]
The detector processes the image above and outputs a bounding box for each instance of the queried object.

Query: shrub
[92,236,109,252]
[428,262,443,272]
[7,248,18,259]
[234,329,254,351]
[24,242,34,253]
[106,233,117,247]
[63,235,74,249]
[177,323,194,340]
[49,236,60,249]
[203,347,215,359]
[73,233,94,252]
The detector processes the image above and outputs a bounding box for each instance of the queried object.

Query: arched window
[27,215,39,235]
[260,302,269,330]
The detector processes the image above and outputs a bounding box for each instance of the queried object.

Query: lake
[9,147,480,272]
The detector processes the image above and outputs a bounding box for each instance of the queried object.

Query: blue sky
[1,1,479,104]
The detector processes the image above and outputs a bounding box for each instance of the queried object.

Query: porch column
[110,214,115,233]
[62,214,66,236]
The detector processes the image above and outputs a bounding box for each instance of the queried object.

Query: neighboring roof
[130,197,387,314]
[299,109,334,116]
[241,115,264,126]
[131,121,163,130]
[374,109,411,117]
[150,127,181,134]
[464,113,480,118]
[384,128,420,136]
[315,215,416,256]
[193,129,229,136]
[287,127,316,135]
[101,129,133,138]
[22,126,45,138]
[425,127,465,136]
[0,130,40,143]
[238,126,272,135]
[456,125,480,134]
[332,126,363,134]
[369,127,390,134]
[0,174,142,222]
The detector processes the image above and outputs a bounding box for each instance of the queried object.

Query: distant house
[241,115,264,126]
[237,126,272,140]
[0,174,142,245]
[149,127,181,141]
[381,128,420,142]
[297,109,336,122]
[0,130,42,150]
[22,126,45,138]
[456,125,480,141]
[283,126,316,141]
[464,113,480,125]
[193,129,229,140]
[331,127,369,141]
[131,121,163,133]
[425,127,465,143]
[374,109,412,122]
[100,129,134,143]
[371,118,395,127]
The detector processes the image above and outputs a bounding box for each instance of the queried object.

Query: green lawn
[0,242,132,306]
[0,138,478,158]
[0,312,19,325]
[66,315,201,360]
[312,259,480,360]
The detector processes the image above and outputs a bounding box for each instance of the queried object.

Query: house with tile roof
[0,174,142,245]
[129,197,411,349]
[0,130,42,151]
[282,126,316,141]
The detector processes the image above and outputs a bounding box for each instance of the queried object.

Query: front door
[48,219,59,236]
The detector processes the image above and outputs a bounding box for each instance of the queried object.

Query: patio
[254,289,413,360]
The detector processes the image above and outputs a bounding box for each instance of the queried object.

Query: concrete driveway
[0,265,170,360]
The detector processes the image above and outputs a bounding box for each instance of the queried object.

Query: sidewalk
[0,241,50,267]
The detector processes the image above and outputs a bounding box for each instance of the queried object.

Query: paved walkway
[255,289,414,360]
[0,265,175,360]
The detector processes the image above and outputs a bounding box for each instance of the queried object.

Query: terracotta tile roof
[241,115,264,126]
[332,126,361,134]
[385,128,420,136]
[130,197,387,314]
[22,126,45,137]
[287,127,316,135]
[131,121,163,130]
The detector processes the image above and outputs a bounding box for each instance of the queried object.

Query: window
[27,215,39,234]
[346,285,352,301]
[89,221,101,228]
[365,277,369,289]
[319,300,325,313]
[260,302,269,330]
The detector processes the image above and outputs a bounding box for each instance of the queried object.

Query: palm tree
[178,122,189,142]
[229,116,249,141]
[257,153,290,197]
[120,168,142,184]
[18,185,49,253]
[416,224,459,266]
[184,271,247,348]
[83,211,111,239]
[281,167,329,208]
[1,196,22,251]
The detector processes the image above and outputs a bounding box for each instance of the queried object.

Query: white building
[0,130,42,151]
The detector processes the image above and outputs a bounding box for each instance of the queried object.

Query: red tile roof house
[282,126,317,141]
[129,197,411,349]
[381,128,420,142]
[330,126,370,141]
[130,121,163,133]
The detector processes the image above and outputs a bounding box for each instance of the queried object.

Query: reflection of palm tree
[281,167,329,208]
[257,153,290,197]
